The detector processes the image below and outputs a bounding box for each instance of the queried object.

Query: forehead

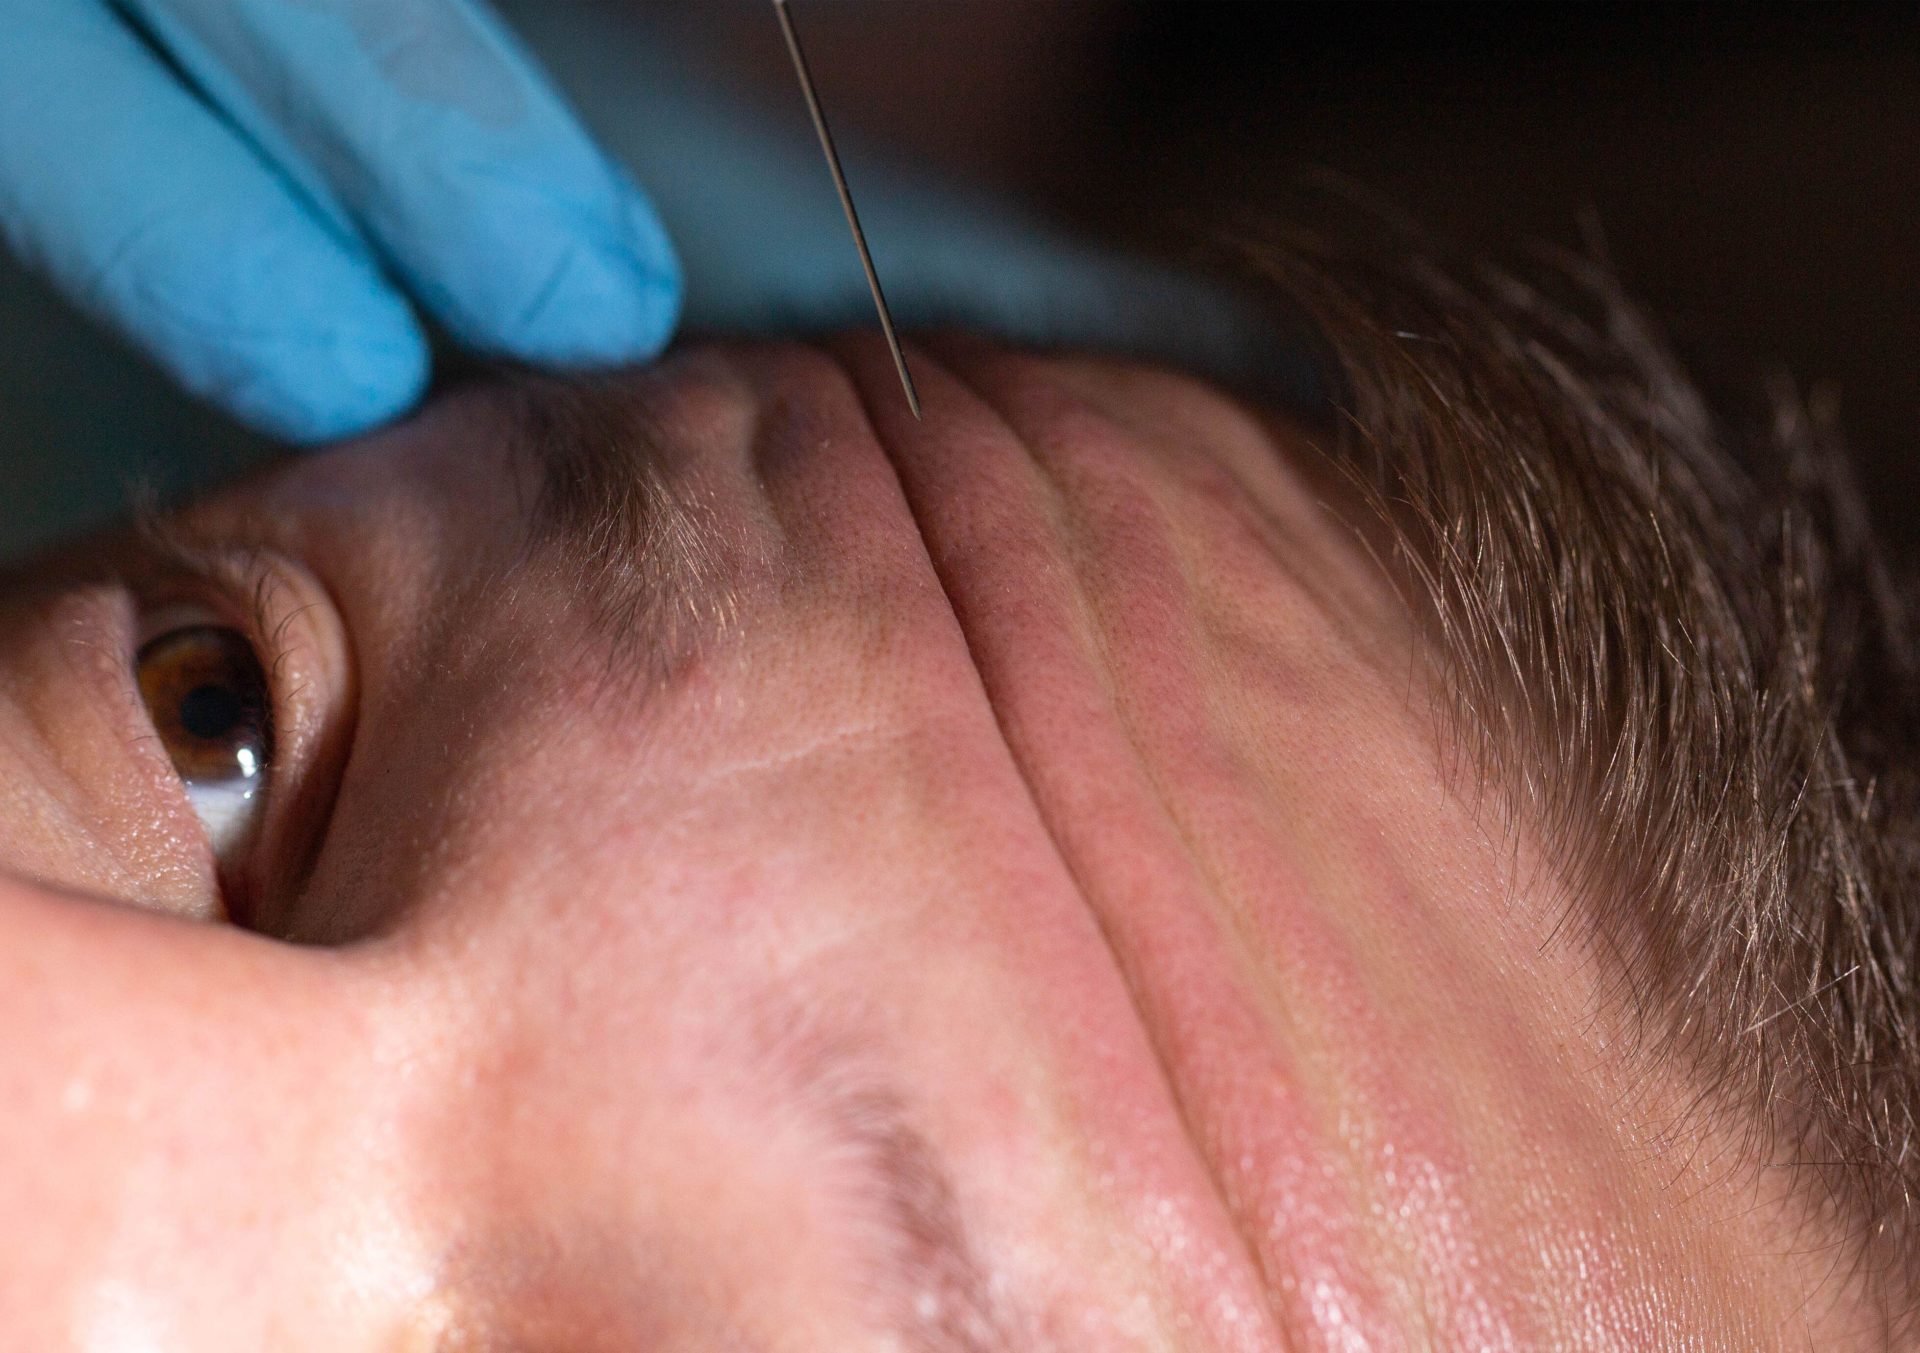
[2,336,1865,1344]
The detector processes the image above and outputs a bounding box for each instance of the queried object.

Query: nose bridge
[360,805,755,1341]
[0,878,436,1347]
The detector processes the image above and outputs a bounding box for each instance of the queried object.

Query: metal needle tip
[772,0,922,419]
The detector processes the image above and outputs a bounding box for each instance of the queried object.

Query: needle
[772,0,923,419]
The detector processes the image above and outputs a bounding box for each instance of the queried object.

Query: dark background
[674,0,1920,556]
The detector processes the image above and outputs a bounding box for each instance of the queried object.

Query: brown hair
[1235,227,1920,1325]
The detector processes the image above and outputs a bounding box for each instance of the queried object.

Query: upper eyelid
[128,509,309,690]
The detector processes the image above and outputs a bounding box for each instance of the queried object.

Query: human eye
[118,531,356,933]
[134,607,274,864]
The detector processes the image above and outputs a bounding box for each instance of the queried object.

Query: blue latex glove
[0,0,681,443]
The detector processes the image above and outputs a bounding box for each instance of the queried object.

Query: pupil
[179,684,243,741]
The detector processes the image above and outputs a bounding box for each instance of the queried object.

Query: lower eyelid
[2,584,225,918]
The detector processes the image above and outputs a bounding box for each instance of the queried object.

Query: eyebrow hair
[747,1008,1015,1352]
[500,372,751,688]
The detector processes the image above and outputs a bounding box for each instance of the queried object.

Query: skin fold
[0,337,1877,1349]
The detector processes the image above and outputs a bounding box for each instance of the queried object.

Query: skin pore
[0,336,1880,1349]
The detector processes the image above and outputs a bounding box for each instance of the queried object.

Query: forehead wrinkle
[501,373,750,691]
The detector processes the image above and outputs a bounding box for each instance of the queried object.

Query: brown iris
[135,626,273,785]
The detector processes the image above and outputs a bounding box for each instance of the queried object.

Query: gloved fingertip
[381,150,682,368]
[498,238,681,366]
[462,181,683,367]
[230,319,432,445]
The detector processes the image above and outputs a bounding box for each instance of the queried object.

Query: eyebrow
[767,1020,1014,1353]
[501,373,749,687]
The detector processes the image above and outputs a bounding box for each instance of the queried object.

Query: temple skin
[0,336,1881,1348]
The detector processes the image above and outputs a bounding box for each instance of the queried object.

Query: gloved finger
[118,0,682,367]
[0,0,429,442]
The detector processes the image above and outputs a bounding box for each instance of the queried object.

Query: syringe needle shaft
[772,0,922,419]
